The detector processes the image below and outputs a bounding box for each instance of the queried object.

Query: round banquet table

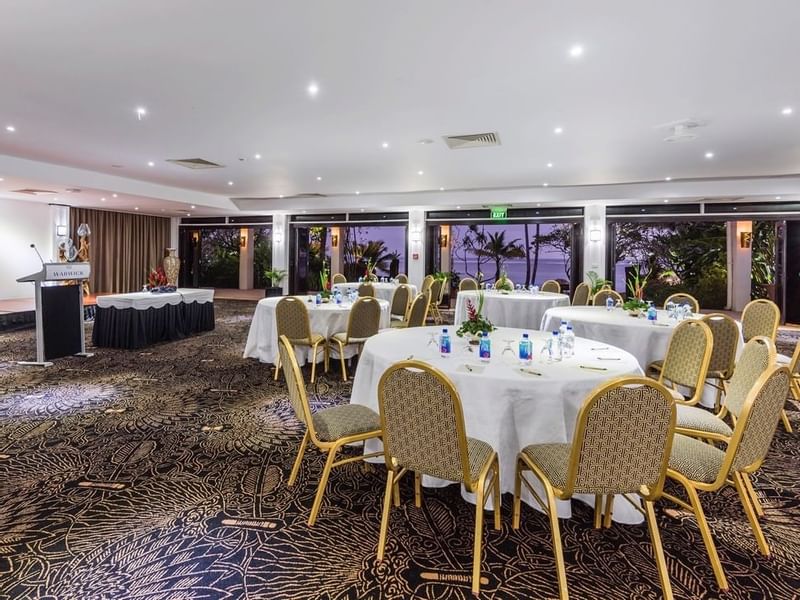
[454,290,570,330]
[243,296,390,365]
[332,282,418,304]
[350,326,646,523]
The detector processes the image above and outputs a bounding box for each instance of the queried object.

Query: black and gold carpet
[1,300,798,599]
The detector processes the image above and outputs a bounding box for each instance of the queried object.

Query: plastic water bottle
[315,293,322,305]
[440,328,452,358]
[334,290,342,304]
[559,320,568,339]
[550,330,562,361]
[519,332,533,364]
[605,296,614,311]
[479,331,491,362]
[562,325,575,359]
[647,302,657,323]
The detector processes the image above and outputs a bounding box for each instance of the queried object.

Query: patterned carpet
[1,300,798,599]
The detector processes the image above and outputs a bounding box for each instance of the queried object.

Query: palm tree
[473,231,525,281]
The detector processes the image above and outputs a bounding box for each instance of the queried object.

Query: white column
[50,204,69,261]
[583,202,607,282]
[329,226,343,276]
[272,213,290,294]
[407,209,426,288]
[727,221,752,311]
[238,227,254,290]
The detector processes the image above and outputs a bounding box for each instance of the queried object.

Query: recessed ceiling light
[381,141,389,149]
[279,194,284,198]
[186,213,191,216]
[543,182,549,187]
[665,176,672,181]
[134,207,139,211]
[456,205,461,209]
[100,197,106,202]
[147,161,155,167]
[254,153,262,160]
[112,193,118,198]
[553,126,563,135]
[664,199,669,203]
[546,162,553,168]
[569,44,584,58]
[316,176,322,181]
[190,205,196,209]
[5,125,15,132]
[227,180,234,186]
[537,203,541,207]
[418,138,434,145]
[135,107,147,120]
[781,107,793,116]
[439,187,445,191]
[360,208,365,212]
[705,151,715,159]
[417,170,424,176]
[355,190,360,195]
[307,81,319,97]
[0,177,4,182]
[303,210,308,214]
[776,196,782,200]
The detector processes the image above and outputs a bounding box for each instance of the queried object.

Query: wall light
[439,234,449,248]
[331,234,339,248]
[273,230,284,244]
[740,231,753,249]
[239,234,247,247]
[56,225,68,237]
[589,228,601,242]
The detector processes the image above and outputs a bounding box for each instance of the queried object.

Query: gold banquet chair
[741,298,780,343]
[278,335,383,526]
[541,279,561,294]
[459,277,479,291]
[780,341,799,433]
[664,292,700,313]
[389,284,412,323]
[391,292,430,329]
[331,272,347,285]
[273,297,326,384]
[327,297,382,381]
[645,320,713,406]
[395,273,409,284]
[571,282,590,306]
[428,277,444,324]
[357,282,375,297]
[513,377,676,600]
[376,361,501,595]
[592,289,623,306]
[663,366,792,592]
[420,274,434,296]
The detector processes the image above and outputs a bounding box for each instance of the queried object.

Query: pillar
[330,226,344,276]
[439,225,451,274]
[583,203,606,283]
[238,227,254,290]
[727,221,752,311]
[407,209,426,288]
[272,214,290,294]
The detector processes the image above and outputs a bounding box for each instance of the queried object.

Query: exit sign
[490,206,507,220]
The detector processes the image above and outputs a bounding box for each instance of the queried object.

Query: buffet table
[93,288,215,349]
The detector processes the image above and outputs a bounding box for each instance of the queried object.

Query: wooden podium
[16,262,93,366]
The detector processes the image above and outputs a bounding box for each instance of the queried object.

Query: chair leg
[603,494,614,528]
[733,473,770,556]
[742,472,764,518]
[594,495,603,529]
[544,482,569,600]
[513,458,523,529]
[338,342,348,382]
[310,345,318,384]
[472,477,486,595]
[377,468,395,561]
[644,500,674,600]
[682,480,729,590]
[414,472,422,508]
[492,459,501,531]
[780,409,793,433]
[273,355,281,381]
[288,429,310,487]
[308,445,338,526]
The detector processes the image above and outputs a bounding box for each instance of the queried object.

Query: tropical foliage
[751,221,776,300]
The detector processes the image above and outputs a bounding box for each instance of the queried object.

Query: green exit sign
[490,206,507,220]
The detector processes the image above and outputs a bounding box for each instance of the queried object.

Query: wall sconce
[191,232,200,244]
[589,228,601,242]
[56,225,67,237]
[438,234,448,248]
[239,234,247,247]
[273,230,283,244]
[409,227,422,243]
[740,231,753,249]
[331,234,339,248]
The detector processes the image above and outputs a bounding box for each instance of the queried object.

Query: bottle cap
[552,331,559,335]
[567,325,573,330]
[522,333,529,338]
[442,328,448,333]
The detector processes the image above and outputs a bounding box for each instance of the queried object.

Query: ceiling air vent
[656,118,708,143]
[443,132,501,150]
[166,158,225,169]
[11,188,59,195]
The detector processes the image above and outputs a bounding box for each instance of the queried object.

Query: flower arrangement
[494,270,513,292]
[456,291,495,341]
[623,266,649,312]
[146,266,176,293]
[319,262,332,298]
[363,258,378,282]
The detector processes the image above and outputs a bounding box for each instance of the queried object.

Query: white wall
[0,198,54,299]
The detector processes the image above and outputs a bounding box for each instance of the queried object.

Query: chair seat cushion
[520,443,571,490]
[391,314,405,321]
[330,332,371,345]
[466,437,495,483]
[288,333,325,347]
[668,388,686,402]
[675,405,733,437]
[312,404,381,442]
[390,321,408,329]
[668,434,725,484]
[776,353,792,365]
[645,360,664,378]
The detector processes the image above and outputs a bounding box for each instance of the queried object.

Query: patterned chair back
[723,336,775,418]
[390,284,411,319]
[358,283,375,297]
[396,274,409,284]
[275,297,312,343]
[541,280,561,294]
[437,277,449,303]
[741,299,780,342]
[429,278,443,305]
[277,335,314,427]
[378,361,471,484]
[701,313,740,378]
[345,297,382,341]
[789,342,800,377]
[565,377,675,498]
[421,275,434,294]
[406,293,430,327]
[592,289,623,306]
[729,366,791,473]
[332,273,347,285]
[659,320,712,394]
[664,293,700,313]
[571,282,590,306]
[459,277,479,291]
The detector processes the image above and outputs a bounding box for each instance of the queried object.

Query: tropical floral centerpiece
[363,258,378,282]
[623,266,649,315]
[146,266,176,293]
[319,262,332,299]
[456,291,495,343]
[494,270,513,292]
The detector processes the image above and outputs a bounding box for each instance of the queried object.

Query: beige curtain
[70,207,171,294]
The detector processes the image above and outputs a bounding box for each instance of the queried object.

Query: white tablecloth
[350,326,645,523]
[332,282,417,304]
[96,288,214,310]
[243,296,391,365]
[454,290,570,330]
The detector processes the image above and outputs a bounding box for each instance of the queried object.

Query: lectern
[16,262,93,366]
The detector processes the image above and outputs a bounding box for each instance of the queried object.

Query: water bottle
[559,320,568,339]
[334,290,342,304]
[315,293,322,305]
[519,333,533,364]
[647,302,657,323]
[479,331,491,362]
[550,330,562,361]
[439,328,452,358]
[563,325,575,359]
[605,296,614,311]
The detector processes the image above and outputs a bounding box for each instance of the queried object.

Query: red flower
[466,299,478,322]
[325,280,331,290]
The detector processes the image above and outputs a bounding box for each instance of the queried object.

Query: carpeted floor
[1,300,798,599]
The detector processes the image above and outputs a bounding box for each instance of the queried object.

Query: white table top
[96,288,214,310]
[332,282,417,304]
[350,325,644,523]
[454,289,570,330]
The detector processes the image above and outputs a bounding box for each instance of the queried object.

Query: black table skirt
[92,301,215,349]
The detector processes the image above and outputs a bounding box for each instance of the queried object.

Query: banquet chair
[358,282,375,297]
[327,297,382,381]
[664,292,700,313]
[592,289,623,306]
[428,278,444,324]
[459,277,479,291]
[277,335,383,526]
[273,297,326,384]
[571,282,590,306]
[779,341,799,433]
[420,274,434,295]
[392,293,430,329]
[396,273,409,284]
[646,320,713,406]
[332,273,347,285]
[663,366,791,592]
[741,298,780,343]
[376,361,500,595]
[513,376,676,600]
[389,284,412,322]
[541,279,561,294]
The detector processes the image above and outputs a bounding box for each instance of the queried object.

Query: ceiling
[1,0,800,212]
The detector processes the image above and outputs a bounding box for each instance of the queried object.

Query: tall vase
[163,248,180,286]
